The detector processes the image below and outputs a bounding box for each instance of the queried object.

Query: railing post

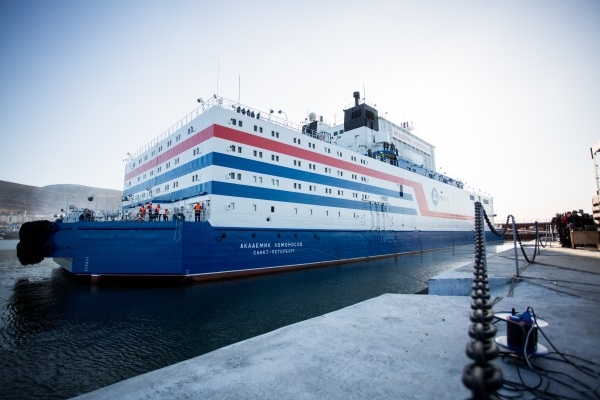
[511,215,519,276]
[536,222,541,255]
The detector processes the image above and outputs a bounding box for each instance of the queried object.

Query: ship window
[237,173,241,180]
[232,118,236,125]
[399,184,404,197]
[254,125,258,132]
[470,195,475,201]
[238,146,242,153]
[238,121,242,127]
[271,206,275,213]
[294,208,297,214]
[230,144,236,151]
[253,204,257,212]
[483,199,489,205]
[259,127,263,133]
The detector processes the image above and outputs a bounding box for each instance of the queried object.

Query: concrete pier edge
[74,242,600,399]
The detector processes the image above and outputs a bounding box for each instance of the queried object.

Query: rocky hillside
[0,180,122,216]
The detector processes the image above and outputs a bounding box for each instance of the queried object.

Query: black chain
[514,222,539,263]
[482,208,546,264]
[483,210,510,237]
[462,202,503,399]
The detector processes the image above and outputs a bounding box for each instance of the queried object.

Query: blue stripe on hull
[50,221,501,278]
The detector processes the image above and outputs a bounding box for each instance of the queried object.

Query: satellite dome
[308,112,317,122]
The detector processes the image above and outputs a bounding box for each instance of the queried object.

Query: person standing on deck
[194,203,201,222]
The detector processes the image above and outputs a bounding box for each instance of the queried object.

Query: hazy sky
[1,0,599,222]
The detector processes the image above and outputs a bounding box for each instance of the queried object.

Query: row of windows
[239,203,364,219]
[469,195,490,205]
[235,143,368,181]
[241,172,371,199]
[134,123,196,168]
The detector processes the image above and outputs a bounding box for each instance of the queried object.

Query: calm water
[0,239,508,399]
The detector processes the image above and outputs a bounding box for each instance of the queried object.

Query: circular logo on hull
[431,188,439,206]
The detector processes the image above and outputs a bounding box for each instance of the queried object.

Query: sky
[1,0,599,222]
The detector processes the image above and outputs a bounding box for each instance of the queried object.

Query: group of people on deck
[133,202,205,222]
[136,203,169,221]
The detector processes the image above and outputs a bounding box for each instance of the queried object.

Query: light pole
[278,110,288,126]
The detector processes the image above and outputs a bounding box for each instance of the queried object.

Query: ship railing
[222,97,306,134]
[365,148,465,190]
[130,96,222,159]
[130,95,332,159]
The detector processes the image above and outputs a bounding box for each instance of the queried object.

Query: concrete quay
[75,242,600,399]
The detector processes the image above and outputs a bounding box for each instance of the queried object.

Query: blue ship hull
[49,219,501,281]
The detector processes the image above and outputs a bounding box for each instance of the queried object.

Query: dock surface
[75,243,600,399]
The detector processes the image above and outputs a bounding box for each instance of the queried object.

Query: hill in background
[0,180,122,217]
